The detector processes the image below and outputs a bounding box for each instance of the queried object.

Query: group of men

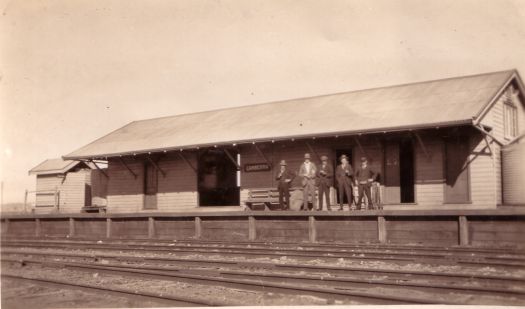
[275,153,379,211]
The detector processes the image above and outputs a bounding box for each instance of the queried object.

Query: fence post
[309,216,317,243]
[54,187,59,211]
[106,218,112,238]
[248,216,256,241]
[69,218,75,237]
[4,219,9,235]
[378,216,387,244]
[35,218,41,237]
[459,216,469,246]
[148,217,155,239]
[195,217,202,239]
[24,190,28,213]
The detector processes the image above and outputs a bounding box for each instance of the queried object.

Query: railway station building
[62,70,525,213]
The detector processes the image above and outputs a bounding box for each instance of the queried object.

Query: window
[504,101,518,139]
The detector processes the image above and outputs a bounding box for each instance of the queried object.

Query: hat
[361,157,368,162]
[340,154,348,161]
[304,153,311,159]
[321,155,328,161]
[279,160,287,166]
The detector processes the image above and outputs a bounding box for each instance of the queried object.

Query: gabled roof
[29,158,92,175]
[64,69,523,160]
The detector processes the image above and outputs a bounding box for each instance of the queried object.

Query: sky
[1,0,524,205]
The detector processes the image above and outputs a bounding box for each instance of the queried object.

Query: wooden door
[383,142,400,204]
[144,162,158,209]
[445,137,470,203]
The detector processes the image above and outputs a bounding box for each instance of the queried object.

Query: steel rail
[5,257,523,297]
[5,237,524,255]
[2,258,469,305]
[3,248,525,283]
[3,240,524,267]
[0,273,224,306]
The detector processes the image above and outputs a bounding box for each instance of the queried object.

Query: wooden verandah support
[118,157,137,179]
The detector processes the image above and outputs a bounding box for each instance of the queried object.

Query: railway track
[3,256,524,305]
[2,274,220,307]
[3,238,525,268]
[2,243,525,304]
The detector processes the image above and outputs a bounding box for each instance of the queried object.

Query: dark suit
[335,164,354,208]
[276,169,295,209]
[316,163,333,210]
[355,165,377,209]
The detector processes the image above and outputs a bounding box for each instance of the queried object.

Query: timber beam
[118,157,137,179]
[473,124,504,146]
[353,136,368,158]
[178,152,197,174]
[90,160,108,178]
[305,141,321,162]
[147,157,166,177]
[253,144,272,168]
[412,131,431,160]
[223,149,240,169]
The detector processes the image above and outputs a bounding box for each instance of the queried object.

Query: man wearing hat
[275,160,295,210]
[316,155,333,210]
[299,153,317,211]
[355,157,377,210]
[335,154,354,210]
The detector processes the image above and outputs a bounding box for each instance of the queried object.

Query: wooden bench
[244,187,319,211]
[244,187,281,211]
[81,205,107,213]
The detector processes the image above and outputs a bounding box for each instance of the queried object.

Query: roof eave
[63,119,474,160]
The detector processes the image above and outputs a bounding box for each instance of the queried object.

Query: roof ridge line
[132,69,516,123]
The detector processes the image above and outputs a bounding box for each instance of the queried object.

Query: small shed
[28,158,95,213]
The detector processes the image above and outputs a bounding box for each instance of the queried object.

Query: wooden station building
[62,70,525,213]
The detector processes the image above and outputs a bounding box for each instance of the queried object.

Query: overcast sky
[1,0,524,204]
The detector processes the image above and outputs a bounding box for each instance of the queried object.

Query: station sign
[244,163,272,172]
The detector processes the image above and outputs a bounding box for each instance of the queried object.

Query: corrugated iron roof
[29,158,90,175]
[64,70,518,159]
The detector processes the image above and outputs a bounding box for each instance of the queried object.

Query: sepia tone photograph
[1,0,524,308]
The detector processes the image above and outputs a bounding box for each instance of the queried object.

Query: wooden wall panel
[74,219,106,238]
[111,218,148,239]
[201,218,248,241]
[40,219,69,237]
[469,218,525,246]
[316,217,378,243]
[256,217,309,242]
[154,218,195,239]
[6,219,35,237]
[107,159,145,212]
[414,138,445,206]
[386,218,458,245]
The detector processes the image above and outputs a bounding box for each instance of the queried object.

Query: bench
[244,188,281,211]
[81,205,107,213]
[243,187,318,211]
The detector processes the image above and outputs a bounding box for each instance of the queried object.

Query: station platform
[2,207,524,248]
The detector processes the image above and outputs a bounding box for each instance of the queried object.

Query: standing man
[355,157,377,210]
[299,153,317,211]
[335,154,354,211]
[316,155,333,211]
[275,160,295,210]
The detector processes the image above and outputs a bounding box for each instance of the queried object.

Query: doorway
[198,149,240,206]
[383,139,415,204]
[399,139,415,203]
[334,148,353,205]
[444,136,470,203]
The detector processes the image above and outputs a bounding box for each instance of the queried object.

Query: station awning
[64,70,522,160]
